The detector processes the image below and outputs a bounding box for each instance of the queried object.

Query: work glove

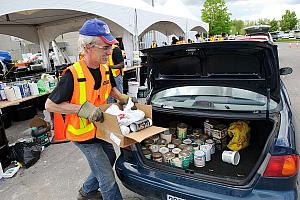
[117,94,138,110]
[77,101,104,123]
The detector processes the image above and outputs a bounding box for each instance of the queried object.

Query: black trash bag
[9,141,42,168]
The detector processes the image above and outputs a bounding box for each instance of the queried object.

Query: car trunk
[136,108,276,185]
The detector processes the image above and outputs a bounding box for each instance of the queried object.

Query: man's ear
[85,44,92,52]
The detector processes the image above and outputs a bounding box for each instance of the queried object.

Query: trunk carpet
[188,143,262,179]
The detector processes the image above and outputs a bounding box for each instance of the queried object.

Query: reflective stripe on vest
[67,62,94,136]
[64,61,112,141]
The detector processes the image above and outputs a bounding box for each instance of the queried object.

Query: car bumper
[115,157,298,200]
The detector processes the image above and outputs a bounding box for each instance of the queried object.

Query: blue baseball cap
[79,19,118,45]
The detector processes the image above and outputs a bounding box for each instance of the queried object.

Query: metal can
[152,152,163,162]
[205,139,215,154]
[172,148,182,157]
[194,138,205,146]
[150,134,160,143]
[194,150,205,167]
[179,144,187,150]
[183,139,192,145]
[143,138,154,148]
[177,123,187,140]
[142,149,151,159]
[183,145,194,164]
[171,157,182,168]
[167,143,175,152]
[193,128,203,136]
[172,139,182,147]
[159,147,169,155]
[163,152,175,163]
[156,138,167,147]
[192,143,199,151]
[178,150,190,169]
[150,144,159,153]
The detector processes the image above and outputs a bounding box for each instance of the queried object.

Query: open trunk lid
[142,41,280,104]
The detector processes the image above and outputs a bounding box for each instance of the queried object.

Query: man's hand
[117,94,138,110]
[78,101,104,123]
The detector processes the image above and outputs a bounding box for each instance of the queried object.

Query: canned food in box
[179,150,190,169]
[142,149,151,159]
[205,139,215,154]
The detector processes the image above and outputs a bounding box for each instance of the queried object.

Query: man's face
[90,38,112,64]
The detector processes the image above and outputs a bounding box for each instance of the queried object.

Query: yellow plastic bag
[227,121,250,151]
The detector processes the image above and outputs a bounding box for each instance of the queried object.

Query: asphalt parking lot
[0,42,299,200]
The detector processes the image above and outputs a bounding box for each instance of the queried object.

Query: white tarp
[0,0,208,70]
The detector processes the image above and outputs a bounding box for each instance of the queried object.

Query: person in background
[151,40,157,48]
[176,36,186,44]
[45,18,129,200]
[195,33,203,43]
[209,33,216,42]
[171,36,178,45]
[107,41,124,103]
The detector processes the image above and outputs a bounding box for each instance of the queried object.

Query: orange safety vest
[63,60,112,142]
[176,41,187,44]
[109,45,123,77]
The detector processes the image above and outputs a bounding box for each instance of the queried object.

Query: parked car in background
[228,35,236,40]
[241,25,273,42]
[270,31,280,41]
[116,41,298,200]
[282,31,290,39]
[294,30,300,39]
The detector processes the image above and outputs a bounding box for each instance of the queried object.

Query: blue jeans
[108,75,123,103]
[73,140,122,200]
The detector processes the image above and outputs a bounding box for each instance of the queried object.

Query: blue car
[115,41,298,200]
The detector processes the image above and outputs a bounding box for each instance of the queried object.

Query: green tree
[280,10,298,31]
[257,18,270,25]
[201,0,231,35]
[230,19,244,35]
[270,19,279,32]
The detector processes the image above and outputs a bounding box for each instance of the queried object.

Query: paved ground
[0,42,299,199]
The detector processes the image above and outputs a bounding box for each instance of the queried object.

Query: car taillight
[263,155,299,177]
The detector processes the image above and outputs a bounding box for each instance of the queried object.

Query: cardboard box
[95,103,167,148]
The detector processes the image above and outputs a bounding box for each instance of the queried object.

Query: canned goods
[193,128,203,136]
[192,143,199,151]
[159,147,169,155]
[205,139,215,154]
[194,150,205,167]
[172,148,182,156]
[156,138,167,147]
[183,145,194,164]
[129,118,152,132]
[179,144,187,150]
[143,138,154,148]
[172,139,182,147]
[150,134,160,143]
[142,149,151,159]
[160,130,172,144]
[150,144,159,153]
[200,145,211,161]
[171,157,182,168]
[177,123,187,140]
[194,138,205,145]
[183,139,192,145]
[179,150,190,169]
[152,152,163,162]
[163,152,175,163]
[167,143,175,151]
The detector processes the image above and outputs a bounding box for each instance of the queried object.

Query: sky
[143,0,300,21]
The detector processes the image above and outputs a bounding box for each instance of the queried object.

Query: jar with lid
[152,152,163,162]
[163,152,175,163]
[142,149,151,159]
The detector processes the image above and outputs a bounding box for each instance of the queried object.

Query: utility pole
[152,0,156,46]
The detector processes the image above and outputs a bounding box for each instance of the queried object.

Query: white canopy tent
[0,0,208,70]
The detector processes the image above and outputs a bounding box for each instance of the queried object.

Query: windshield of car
[151,86,278,111]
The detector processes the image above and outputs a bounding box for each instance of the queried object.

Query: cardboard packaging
[95,103,167,148]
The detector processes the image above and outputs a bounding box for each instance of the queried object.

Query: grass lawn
[276,39,300,42]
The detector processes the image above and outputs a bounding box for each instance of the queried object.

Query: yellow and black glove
[78,101,104,123]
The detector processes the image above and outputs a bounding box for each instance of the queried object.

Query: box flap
[126,126,167,143]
